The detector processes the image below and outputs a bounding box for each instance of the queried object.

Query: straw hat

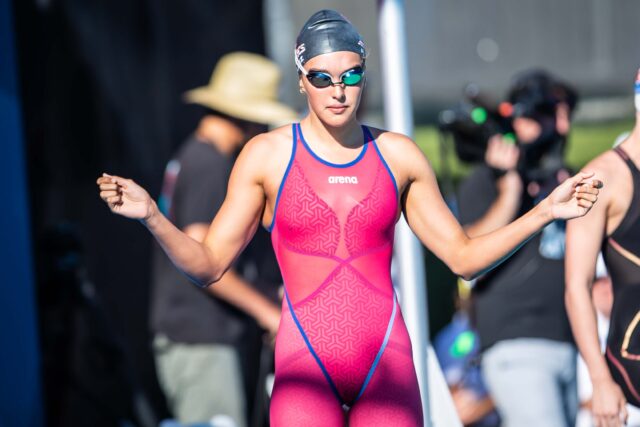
[184,52,297,126]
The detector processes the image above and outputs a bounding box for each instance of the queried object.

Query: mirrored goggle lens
[341,69,363,86]
[307,73,333,88]
[306,67,364,88]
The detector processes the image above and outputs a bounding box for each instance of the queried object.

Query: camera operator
[456,70,579,427]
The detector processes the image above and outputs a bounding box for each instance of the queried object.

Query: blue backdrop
[0,0,43,424]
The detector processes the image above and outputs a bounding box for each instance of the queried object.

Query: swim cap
[294,10,366,71]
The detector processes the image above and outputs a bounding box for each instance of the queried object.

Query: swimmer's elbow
[455,268,477,282]
[194,245,228,287]
[446,244,477,280]
[188,262,225,288]
[199,275,220,288]
[454,257,500,281]
[447,257,476,281]
[201,267,227,287]
[187,272,218,288]
[460,270,481,281]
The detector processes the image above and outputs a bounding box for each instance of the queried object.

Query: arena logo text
[328,176,359,184]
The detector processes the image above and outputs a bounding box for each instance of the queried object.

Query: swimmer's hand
[591,377,628,427]
[546,171,603,220]
[96,173,155,221]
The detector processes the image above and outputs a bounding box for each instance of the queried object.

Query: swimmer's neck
[630,112,640,145]
[620,112,640,157]
[301,114,363,149]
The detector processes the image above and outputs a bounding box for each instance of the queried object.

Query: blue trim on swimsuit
[284,284,399,408]
[364,126,399,201]
[298,123,368,168]
[353,297,397,403]
[277,123,400,408]
[268,124,298,232]
[283,286,345,405]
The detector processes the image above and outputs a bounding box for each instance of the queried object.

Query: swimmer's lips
[327,105,348,114]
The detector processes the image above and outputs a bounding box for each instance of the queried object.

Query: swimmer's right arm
[96,135,269,287]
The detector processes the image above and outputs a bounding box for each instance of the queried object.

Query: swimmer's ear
[299,80,306,95]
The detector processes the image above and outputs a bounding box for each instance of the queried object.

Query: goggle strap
[294,53,308,76]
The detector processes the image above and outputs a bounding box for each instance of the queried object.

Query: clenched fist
[96,173,155,220]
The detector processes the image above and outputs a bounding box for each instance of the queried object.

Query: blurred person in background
[565,69,640,427]
[97,10,601,426]
[434,281,500,427]
[149,52,296,426]
[575,255,640,427]
[457,70,581,427]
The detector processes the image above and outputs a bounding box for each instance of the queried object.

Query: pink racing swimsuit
[268,124,423,426]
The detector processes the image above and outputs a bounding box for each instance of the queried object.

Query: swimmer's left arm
[565,160,628,426]
[387,133,602,280]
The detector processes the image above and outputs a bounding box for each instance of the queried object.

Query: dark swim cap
[294,10,366,70]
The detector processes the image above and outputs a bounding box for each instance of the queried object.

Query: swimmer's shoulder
[238,124,297,179]
[582,147,632,208]
[364,125,431,177]
[365,126,426,156]
[241,124,295,158]
[584,148,627,183]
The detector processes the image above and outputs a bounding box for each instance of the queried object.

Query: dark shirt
[150,136,279,345]
[457,165,574,351]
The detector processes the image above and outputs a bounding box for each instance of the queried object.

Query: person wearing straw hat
[149,51,296,426]
[183,52,297,128]
[98,10,601,426]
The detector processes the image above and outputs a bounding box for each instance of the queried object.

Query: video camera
[438,83,515,164]
[440,71,578,165]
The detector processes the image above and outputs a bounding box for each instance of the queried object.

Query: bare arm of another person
[96,133,273,287]
[378,131,601,280]
[565,155,628,427]
[451,387,496,425]
[463,135,523,237]
[184,223,280,335]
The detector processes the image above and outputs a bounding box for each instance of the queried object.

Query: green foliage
[565,120,634,170]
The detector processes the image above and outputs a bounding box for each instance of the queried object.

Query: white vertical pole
[377,1,432,424]
[263,0,298,108]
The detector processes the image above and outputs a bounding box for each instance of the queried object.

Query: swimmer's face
[299,51,365,128]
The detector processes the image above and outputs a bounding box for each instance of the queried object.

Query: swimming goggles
[300,66,365,88]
